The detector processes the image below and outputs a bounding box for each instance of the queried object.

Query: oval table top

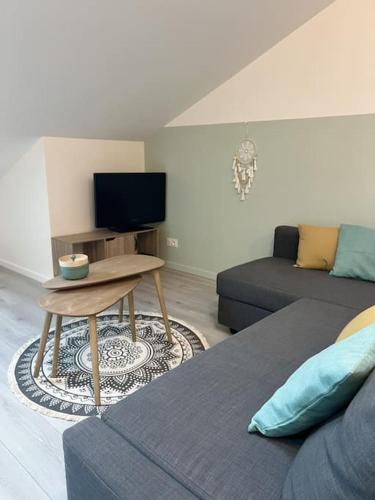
[40,276,141,317]
[44,254,164,290]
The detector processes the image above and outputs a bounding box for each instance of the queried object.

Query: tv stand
[51,227,159,276]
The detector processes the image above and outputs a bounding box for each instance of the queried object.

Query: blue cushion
[330,224,375,282]
[248,323,375,437]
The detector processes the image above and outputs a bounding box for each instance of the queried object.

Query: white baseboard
[0,258,50,283]
[165,260,217,280]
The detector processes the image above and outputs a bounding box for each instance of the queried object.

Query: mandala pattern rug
[9,312,208,421]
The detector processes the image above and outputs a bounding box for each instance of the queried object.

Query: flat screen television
[94,172,166,231]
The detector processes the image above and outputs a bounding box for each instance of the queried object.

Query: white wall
[43,137,145,236]
[0,139,53,281]
[0,137,145,282]
[168,0,375,126]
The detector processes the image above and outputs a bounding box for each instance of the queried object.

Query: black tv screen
[94,172,166,230]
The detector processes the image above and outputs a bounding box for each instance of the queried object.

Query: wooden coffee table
[43,255,173,343]
[36,255,173,406]
[36,277,141,406]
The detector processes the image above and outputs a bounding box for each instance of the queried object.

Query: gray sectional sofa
[63,226,375,499]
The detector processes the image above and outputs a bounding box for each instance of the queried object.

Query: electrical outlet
[167,237,179,248]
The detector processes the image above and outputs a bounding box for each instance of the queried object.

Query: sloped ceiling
[0,0,333,173]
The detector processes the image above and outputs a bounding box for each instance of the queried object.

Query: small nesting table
[36,255,173,406]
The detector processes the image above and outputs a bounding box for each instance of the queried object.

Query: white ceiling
[0,0,333,173]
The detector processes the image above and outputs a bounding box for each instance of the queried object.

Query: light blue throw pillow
[248,323,375,437]
[330,224,375,282]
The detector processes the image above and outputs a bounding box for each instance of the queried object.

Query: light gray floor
[0,265,229,500]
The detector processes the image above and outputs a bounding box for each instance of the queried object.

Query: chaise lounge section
[217,225,375,332]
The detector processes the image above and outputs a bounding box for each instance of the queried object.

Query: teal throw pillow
[330,224,375,282]
[248,323,375,437]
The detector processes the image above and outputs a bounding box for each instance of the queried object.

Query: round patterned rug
[9,312,208,421]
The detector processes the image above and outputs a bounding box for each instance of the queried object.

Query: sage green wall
[145,114,375,278]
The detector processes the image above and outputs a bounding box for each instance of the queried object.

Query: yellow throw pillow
[296,224,339,271]
[336,306,375,342]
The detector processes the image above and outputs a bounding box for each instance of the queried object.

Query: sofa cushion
[336,305,375,342]
[249,322,375,437]
[281,368,375,500]
[296,224,338,271]
[331,224,375,282]
[217,257,375,312]
[102,299,356,500]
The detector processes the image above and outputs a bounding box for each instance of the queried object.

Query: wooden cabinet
[51,227,159,276]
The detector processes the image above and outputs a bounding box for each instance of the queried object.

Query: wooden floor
[0,265,228,500]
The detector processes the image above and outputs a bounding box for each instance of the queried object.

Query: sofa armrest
[273,226,299,260]
[63,417,197,500]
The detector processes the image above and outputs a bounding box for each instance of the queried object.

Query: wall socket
[167,237,179,248]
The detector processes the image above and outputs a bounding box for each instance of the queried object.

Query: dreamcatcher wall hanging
[232,124,258,201]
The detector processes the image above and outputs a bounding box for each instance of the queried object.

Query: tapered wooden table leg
[88,315,101,406]
[118,298,124,323]
[152,270,173,343]
[127,291,137,342]
[34,312,53,378]
[51,315,62,377]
